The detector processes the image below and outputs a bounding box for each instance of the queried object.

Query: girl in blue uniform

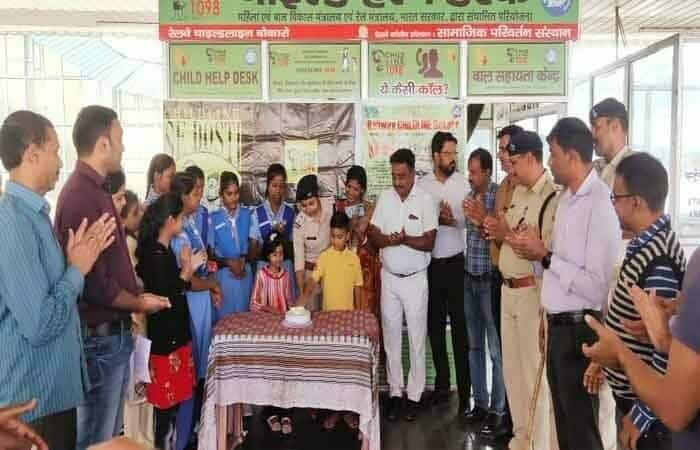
[170,172,221,450]
[210,171,256,321]
[250,164,297,296]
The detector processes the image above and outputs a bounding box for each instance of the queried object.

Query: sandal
[323,412,340,430]
[343,413,359,430]
[281,417,293,435]
[266,415,282,433]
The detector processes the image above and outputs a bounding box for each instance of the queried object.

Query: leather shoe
[480,413,510,439]
[404,400,420,422]
[386,396,402,422]
[430,389,450,405]
[464,405,489,424]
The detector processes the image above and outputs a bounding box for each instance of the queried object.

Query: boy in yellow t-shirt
[298,211,363,311]
[296,211,364,432]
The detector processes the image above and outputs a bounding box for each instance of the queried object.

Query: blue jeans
[77,328,134,450]
[464,274,506,414]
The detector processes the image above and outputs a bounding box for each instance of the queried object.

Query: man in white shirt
[591,98,634,188]
[369,148,438,422]
[590,98,635,450]
[419,132,471,415]
[510,118,621,450]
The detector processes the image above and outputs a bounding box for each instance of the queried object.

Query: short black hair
[390,148,415,170]
[265,163,287,197]
[468,148,493,174]
[171,171,195,197]
[431,131,458,155]
[184,165,205,181]
[219,171,240,195]
[346,165,367,192]
[0,110,54,171]
[497,125,524,140]
[72,105,118,157]
[103,170,126,195]
[547,117,594,163]
[616,152,668,212]
[330,211,350,231]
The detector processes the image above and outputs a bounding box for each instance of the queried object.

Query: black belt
[388,270,422,279]
[547,309,601,327]
[82,319,132,338]
[465,271,492,281]
[431,253,464,265]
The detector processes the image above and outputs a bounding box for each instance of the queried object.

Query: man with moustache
[419,132,471,415]
[462,149,508,437]
[483,131,558,450]
[370,148,438,422]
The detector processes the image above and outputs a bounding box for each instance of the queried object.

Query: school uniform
[209,206,256,321]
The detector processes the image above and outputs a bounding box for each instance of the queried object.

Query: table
[198,310,381,450]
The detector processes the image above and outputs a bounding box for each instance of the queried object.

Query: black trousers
[155,405,179,449]
[30,408,76,450]
[427,254,470,401]
[614,396,673,450]
[547,316,603,450]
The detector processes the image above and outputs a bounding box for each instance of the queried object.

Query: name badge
[306,236,317,241]
[408,214,419,220]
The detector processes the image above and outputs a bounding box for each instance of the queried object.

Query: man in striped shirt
[0,111,115,448]
[605,153,685,450]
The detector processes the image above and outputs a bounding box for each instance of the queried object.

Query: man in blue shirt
[0,110,115,449]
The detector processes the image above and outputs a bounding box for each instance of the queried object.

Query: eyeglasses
[610,193,635,203]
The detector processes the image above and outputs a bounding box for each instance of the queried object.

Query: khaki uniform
[499,172,559,450]
[595,147,635,450]
[293,198,333,311]
[490,175,517,267]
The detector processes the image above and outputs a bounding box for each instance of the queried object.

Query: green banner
[368,43,459,98]
[159,0,579,27]
[269,44,361,100]
[467,43,567,96]
[169,44,261,99]
[363,103,465,199]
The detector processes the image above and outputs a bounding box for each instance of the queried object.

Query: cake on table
[284,306,311,326]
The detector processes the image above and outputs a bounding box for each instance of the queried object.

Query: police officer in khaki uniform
[293,174,332,312]
[483,131,558,450]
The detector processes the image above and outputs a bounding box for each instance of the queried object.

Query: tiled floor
[240,393,510,450]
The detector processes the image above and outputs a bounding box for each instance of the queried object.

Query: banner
[169,44,261,99]
[164,101,355,205]
[159,0,580,42]
[269,44,361,100]
[369,43,459,98]
[467,43,567,96]
[363,103,465,199]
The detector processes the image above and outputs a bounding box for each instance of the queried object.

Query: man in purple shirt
[54,105,170,449]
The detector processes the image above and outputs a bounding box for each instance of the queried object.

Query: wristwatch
[541,251,553,270]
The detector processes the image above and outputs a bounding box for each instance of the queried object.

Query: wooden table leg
[216,405,227,450]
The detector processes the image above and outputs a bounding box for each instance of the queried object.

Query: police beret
[590,98,628,123]
[296,174,319,202]
[508,131,543,156]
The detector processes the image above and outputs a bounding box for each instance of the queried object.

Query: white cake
[285,306,311,326]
